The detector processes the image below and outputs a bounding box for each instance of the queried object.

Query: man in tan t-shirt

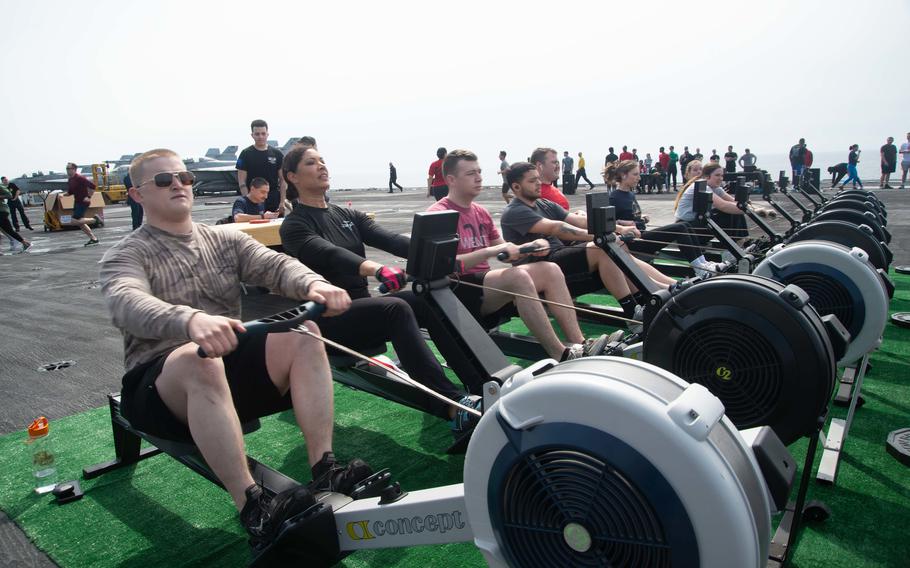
[99,148,372,553]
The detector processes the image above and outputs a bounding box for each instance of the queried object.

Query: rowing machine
[248,357,797,567]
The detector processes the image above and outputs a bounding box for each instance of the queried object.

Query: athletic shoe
[85,238,100,247]
[691,257,723,278]
[451,394,483,436]
[885,185,894,189]
[240,483,316,552]
[561,344,585,361]
[582,333,610,357]
[22,242,32,252]
[308,451,373,495]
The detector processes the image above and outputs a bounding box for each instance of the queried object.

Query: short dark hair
[251,119,268,131]
[530,147,556,166]
[436,147,447,159]
[442,149,477,178]
[499,150,507,157]
[297,136,317,149]
[506,161,536,187]
[250,177,269,189]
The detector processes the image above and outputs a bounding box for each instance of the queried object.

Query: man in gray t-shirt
[562,151,574,175]
[499,150,511,203]
[501,197,568,254]
[738,148,757,170]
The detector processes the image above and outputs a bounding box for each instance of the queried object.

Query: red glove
[376,266,407,293]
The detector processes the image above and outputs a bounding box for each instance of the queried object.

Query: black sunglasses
[139,171,196,188]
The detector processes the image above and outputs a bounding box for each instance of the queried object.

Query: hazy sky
[1,0,907,188]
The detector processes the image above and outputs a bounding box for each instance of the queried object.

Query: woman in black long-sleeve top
[279,146,480,433]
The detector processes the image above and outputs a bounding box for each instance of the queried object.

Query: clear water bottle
[27,417,57,494]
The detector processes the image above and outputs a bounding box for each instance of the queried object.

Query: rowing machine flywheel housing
[754,241,889,365]
[643,274,836,445]
[463,357,775,568]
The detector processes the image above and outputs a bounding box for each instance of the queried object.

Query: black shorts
[502,180,510,194]
[72,202,89,220]
[882,163,896,174]
[120,334,290,442]
[431,185,449,201]
[546,246,591,278]
[451,271,516,328]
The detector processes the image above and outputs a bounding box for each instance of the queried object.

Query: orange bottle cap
[28,417,49,438]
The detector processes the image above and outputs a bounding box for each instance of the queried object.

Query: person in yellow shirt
[575,151,595,190]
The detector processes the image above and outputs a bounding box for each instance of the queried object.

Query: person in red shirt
[63,162,100,245]
[658,147,670,192]
[619,145,634,162]
[427,149,608,361]
[530,147,570,209]
[426,147,448,201]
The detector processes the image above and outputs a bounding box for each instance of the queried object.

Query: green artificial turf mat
[0,271,907,567]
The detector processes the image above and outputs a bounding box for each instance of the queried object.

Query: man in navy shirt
[232,178,279,222]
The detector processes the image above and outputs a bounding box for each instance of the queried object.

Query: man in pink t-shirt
[529,147,570,210]
[428,149,607,361]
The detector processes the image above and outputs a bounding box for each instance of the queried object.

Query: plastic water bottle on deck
[27,417,57,494]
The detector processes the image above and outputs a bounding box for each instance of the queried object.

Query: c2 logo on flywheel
[715,366,733,381]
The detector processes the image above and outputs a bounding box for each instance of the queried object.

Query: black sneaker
[84,238,100,247]
[309,452,373,495]
[239,483,316,551]
[450,394,482,436]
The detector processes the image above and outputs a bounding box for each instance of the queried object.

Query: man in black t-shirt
[709,149,720,163]
[679,147,693,182]
[603,148,619,190]
[723,145,738,173]
[499,162,673,319]
[236,119,286,213]
[880,136,897,189]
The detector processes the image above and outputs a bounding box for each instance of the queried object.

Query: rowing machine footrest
[248,502,342,568]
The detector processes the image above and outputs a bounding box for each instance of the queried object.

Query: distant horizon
[7,144,899,191]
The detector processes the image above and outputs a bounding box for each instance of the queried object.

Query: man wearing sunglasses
[99,149,374,553]
[63,162,100,246]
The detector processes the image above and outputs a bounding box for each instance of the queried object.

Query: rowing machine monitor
[693,181,711,217]
[585,191,616,237]
[736,177,782,245]
[735,177,750,206]
[407,211,523,397]
[406,211,460,281]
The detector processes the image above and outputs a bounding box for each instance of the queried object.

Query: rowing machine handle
[497,244,542,261]
[196,301,326,358]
